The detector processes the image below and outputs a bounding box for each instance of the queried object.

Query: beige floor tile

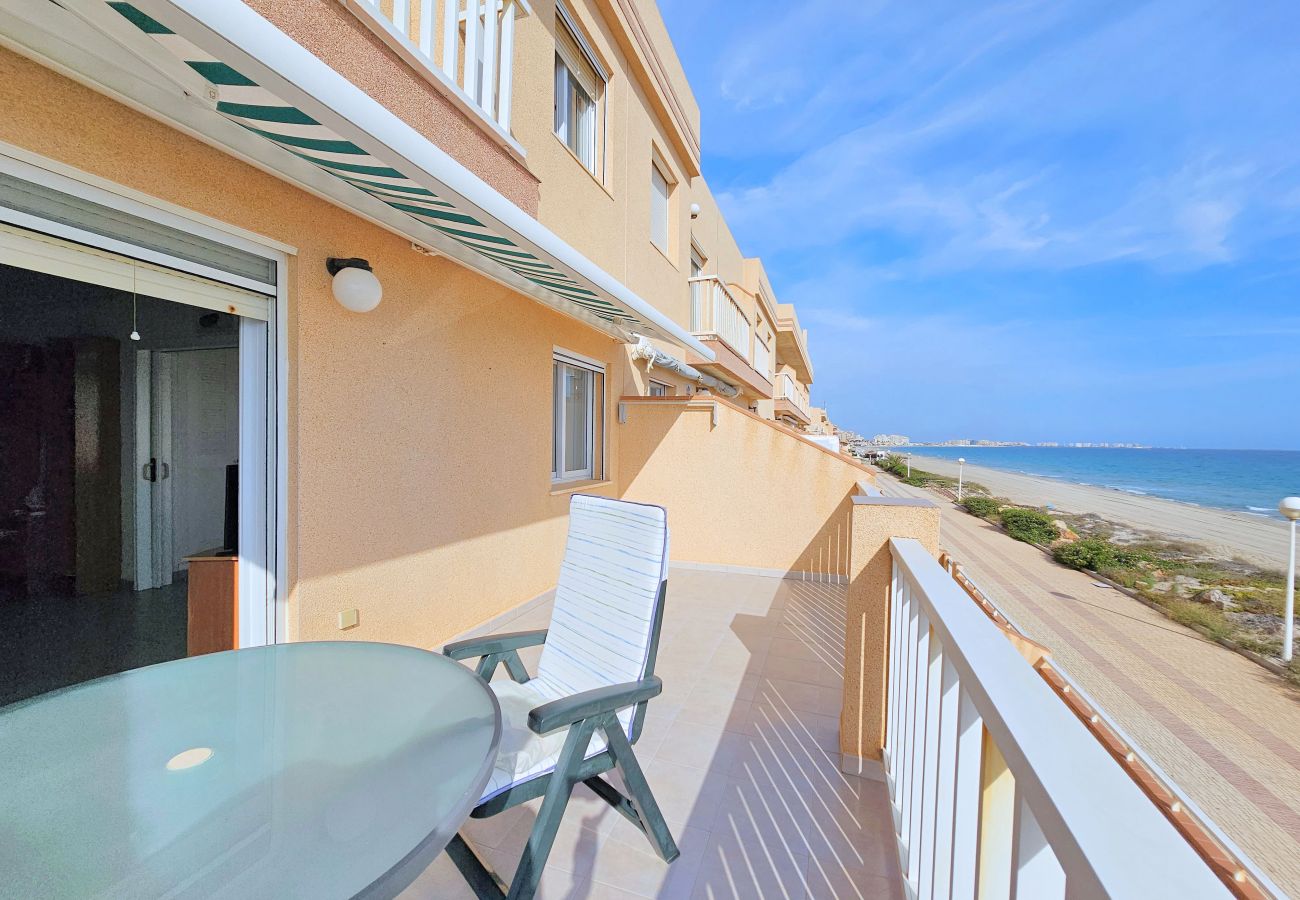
[690,829,810,900]
[459,801,534,850]
[754,678,842,718]
[760,652,842,689]
[587,825,711,898]
[395,851,478,899]
[655,719,749,773]
[803,860,903,900]
[641,758,728,833]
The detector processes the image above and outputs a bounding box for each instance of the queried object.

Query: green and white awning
[43,0,706,351]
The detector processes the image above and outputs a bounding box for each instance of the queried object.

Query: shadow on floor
[404,568,901,899]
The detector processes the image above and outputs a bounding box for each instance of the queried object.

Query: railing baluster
[392,0,411,38]
[441,0,459,80]
[929,655,962,899]
[950,686,982,899]
[906,609,932,889]
[917,631,945,898]
[886,560,901,764]
[463,0,480,101]
[417,0,435,56]
[480,0,500,118]
[496,3,515,129]
[898,580,919,834]
[1011,790,1067,899]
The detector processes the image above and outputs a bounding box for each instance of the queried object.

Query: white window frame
[651,162,671,254]
[553,2,607,178]
[0,144,291,649]
[552,348,605,483]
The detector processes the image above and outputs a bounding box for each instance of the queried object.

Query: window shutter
[555,17,599,100]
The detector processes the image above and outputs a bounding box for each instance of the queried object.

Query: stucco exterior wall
[842,498,941,769]
[616,397,877,577]
[0,47,629,648]
[509,0,699,344]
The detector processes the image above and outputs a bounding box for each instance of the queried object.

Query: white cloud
[695,0,1300,275]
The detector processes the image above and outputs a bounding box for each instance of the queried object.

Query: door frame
[0,144,292,648]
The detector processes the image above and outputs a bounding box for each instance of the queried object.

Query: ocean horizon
[901,446,1300,518]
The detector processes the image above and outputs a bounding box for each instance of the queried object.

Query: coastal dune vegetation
[881,455,1298,681]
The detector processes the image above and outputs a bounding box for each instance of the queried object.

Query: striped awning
[69,1,706,352]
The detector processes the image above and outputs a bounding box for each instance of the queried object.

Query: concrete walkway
[882,473,1300,897]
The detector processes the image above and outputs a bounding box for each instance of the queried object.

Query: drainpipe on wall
[631,336,741,399]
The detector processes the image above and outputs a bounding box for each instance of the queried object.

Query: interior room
[0,263,240,705]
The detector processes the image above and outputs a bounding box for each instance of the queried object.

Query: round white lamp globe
[328,258,382,313]
[958,457,965,464]
[1280,497,1300,522]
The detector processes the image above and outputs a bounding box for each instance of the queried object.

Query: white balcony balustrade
[884,537,1229,899]
[689,276,751,363]
[774,372,810,419]
[753,336,772,382]
[349,0,524,138]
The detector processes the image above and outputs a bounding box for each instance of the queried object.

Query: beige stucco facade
[0,0,846,652]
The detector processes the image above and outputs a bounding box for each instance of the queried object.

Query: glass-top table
[0,641,501,899]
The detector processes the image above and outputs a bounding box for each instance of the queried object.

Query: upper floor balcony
[774,371,813,426]
[688,275,773,401]
[775,302,815,386]
[346,0,528,155]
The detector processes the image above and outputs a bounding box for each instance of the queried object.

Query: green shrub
[999,507,1058,545]
[878,454,909,478]
[1053,538,1144,572]
[1164,600,1232,641]
[961,496,1002,519]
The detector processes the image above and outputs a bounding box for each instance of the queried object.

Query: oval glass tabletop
[0,642,501,899]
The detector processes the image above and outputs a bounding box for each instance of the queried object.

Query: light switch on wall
[338,608,359,630]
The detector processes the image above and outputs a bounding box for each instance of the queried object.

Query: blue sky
[658,0,1300,449]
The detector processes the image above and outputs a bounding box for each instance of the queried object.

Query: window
[648,380,672,397]
[688,248,706,328]
[690,249,704,279]
[552,350,605,482]
[650,163,670,253]
[554,5,605,176]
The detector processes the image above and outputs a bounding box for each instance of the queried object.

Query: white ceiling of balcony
[0,0,709,354]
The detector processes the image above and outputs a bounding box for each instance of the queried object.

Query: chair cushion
[479,679,609,803]
[533,495,669,743]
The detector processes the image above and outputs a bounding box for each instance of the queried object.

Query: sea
[902,447,1300,519]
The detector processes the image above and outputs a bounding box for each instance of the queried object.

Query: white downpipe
[632,336,739,398]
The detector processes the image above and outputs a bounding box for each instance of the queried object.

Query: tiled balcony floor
[402,568,903,899]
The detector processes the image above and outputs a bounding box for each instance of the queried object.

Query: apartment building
[0,0,863,687]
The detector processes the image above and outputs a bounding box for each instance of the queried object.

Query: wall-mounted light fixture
[689,202,701,220]
[326,257,382,312]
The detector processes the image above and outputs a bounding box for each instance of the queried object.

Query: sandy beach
[906,454,1290,570]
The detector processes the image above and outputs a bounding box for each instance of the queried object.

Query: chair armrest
[443,629,548,660]
[528,676,663,735]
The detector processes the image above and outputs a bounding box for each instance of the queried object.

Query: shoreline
[905,454,1290,570]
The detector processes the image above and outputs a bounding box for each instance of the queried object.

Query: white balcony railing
[884,537,1228,899]
[689,276,750,363]
[350,0,523,134]
[774,372,810,419]
[753,337,772,382]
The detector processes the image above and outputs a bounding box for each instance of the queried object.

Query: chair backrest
[535,495,669,737]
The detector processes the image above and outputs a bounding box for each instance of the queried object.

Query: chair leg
[446,833,507,900]
[603,718,680,863]
[502,650,531,683]
[505,719,597,900]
